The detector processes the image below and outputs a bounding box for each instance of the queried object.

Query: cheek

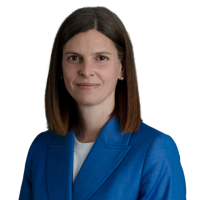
[105,63,120,81]
[63,66,76,82]
[62,66,77,93]
[102,64,120,90]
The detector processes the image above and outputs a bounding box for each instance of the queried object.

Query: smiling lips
[77,83,99,89]
[77,83,99,86]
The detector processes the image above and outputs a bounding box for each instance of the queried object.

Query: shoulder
[132,123,186,199]
[35,130,58,143]
[129,121,176,149]
[128,122,181,167]
[30,130,58,148]
[26,130,58,161]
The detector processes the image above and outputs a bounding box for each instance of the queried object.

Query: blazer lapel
[72,116,132,200]
[47,130,74,200]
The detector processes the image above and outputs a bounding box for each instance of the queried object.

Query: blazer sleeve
[138,134,186,200]
[18,134,40,200]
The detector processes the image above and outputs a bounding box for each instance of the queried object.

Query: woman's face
[62,29,124,107]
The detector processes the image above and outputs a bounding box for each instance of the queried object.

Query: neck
[74,99,115,143]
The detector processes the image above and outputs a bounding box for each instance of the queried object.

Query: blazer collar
[47,116,132,200]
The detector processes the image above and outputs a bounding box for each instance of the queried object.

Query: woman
[19,6,186,200]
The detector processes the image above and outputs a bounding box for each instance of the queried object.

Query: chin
[75,97,99,106]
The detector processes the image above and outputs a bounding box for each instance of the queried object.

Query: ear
[119,62,126,79]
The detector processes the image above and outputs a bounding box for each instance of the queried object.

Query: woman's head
[45,6,141,136]
[62,29,124,110]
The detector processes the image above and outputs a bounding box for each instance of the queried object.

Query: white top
[73,135,95,183]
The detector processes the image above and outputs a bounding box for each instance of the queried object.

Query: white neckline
[74,135,95,152]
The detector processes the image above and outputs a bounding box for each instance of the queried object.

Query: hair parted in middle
[45,6,142,136]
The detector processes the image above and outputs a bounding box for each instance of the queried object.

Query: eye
[97,56,108,61]
[67,55,80,61]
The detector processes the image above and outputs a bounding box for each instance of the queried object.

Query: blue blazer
[19,116,186,200]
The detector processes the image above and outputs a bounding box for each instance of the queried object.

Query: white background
[0,0,199,199]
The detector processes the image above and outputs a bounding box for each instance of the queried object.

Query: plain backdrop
[0,0,199,199]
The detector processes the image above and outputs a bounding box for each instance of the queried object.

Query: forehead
[63,29,117,53]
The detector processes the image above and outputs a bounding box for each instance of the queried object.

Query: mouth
[77,83,99,86]
[76,84,99,90]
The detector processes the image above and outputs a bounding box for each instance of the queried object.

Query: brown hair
[45,6,142,136]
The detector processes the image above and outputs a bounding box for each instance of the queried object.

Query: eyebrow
[64,51,112,56]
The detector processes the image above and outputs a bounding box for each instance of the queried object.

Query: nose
[79,60,94,78]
